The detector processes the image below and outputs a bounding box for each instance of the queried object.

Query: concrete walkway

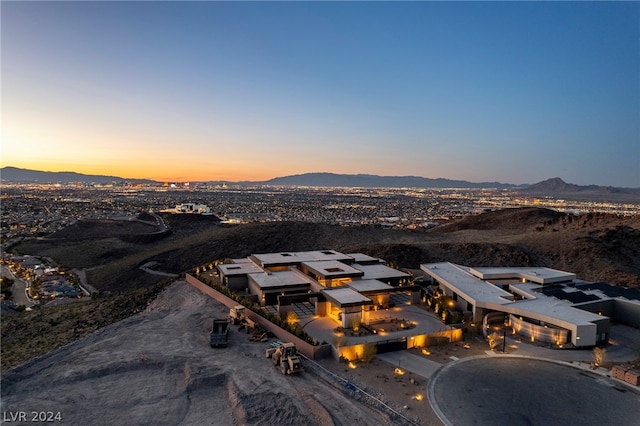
[377,351,442,379]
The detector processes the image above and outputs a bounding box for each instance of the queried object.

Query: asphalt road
[1,264,35,308]
[429,356,640,426]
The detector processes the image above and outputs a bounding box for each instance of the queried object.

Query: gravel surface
[1,281,412,425]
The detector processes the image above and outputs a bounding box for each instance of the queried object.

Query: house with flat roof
[248,250,353,270]
[299,260,364,288]
[248,269,316,305]
[218,262,265,291]
[352,263,412,286]
[420,262,610,347]
[216,250,420,329]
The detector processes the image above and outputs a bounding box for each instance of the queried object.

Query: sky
[2,1,639,187]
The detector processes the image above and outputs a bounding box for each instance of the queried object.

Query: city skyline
[2,1,639,187]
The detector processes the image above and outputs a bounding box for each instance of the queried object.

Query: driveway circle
[428,356,640,426]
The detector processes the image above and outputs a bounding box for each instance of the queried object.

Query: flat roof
[352,263,411,280]
[506,296,605,326]
[470,267,576,285]
[421,262,512,306]
[302,260,365,279]
[348,279,393,293]
[421,262,605,328]
[323,287,373,308]
[346,253,382,264]
[248,270,314,290]
[218,262,263,276]
[250,250,352,267]
[230,258,253,264]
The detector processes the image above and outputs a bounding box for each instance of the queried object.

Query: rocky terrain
[4,207,639,371]
[2,207,640,424]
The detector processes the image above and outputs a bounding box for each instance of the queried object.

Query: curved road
[1,264,36,308]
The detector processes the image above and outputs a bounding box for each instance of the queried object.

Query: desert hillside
[13,207,640,290]
[4,207,639,370]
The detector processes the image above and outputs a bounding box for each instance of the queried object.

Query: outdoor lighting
[348,361,357,369]
[422,349,431,356]
[415,394,424,401]
[394,367,405,375]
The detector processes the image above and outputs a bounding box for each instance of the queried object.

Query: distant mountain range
[251,172,516,189]
[523,177,640,195]
[0,167,156,185]
[1,167,638,199]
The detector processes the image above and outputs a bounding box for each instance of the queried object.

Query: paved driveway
[429,356,640,426]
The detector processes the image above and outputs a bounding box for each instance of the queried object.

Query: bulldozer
[265,342,303,375]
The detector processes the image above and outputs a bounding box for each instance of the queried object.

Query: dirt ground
[1,281,445,425]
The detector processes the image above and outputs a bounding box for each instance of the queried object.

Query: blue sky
[2,1,639,186]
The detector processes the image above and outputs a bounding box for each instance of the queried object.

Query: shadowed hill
[6,207,640,371]
[14,208,640,293]
[431,207,565,232]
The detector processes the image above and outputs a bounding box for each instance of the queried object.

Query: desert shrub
[363,342,377,363]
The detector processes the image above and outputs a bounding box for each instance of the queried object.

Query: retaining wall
[185,274,332,359]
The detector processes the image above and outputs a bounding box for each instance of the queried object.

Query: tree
[333,335,348,348]
[487,332,501,351]
[363,343,377,363]
[593,347,606,367]
[285,310,299,326]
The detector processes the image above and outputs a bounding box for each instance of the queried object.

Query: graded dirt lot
[1,281,434,425]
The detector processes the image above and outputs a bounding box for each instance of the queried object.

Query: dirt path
[1,281,411,425]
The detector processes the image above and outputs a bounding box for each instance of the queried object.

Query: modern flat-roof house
[299,260,364,288]
[217,250,418,328]
[247,269,316,305]
[218,262,264,291]
[421,262,611,347]
[248,250,353,270]
[351,263,412,286]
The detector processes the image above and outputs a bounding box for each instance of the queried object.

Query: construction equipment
[229,305,247,325]
[210,318,229,348]
[229,305,258,333]
[265,341,303,375]
[249,328,270,342]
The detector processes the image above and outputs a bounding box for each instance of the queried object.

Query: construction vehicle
[229,305,258,333]
[229,305,247,325]
[210,318,229,348]
[265,341,303,375]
